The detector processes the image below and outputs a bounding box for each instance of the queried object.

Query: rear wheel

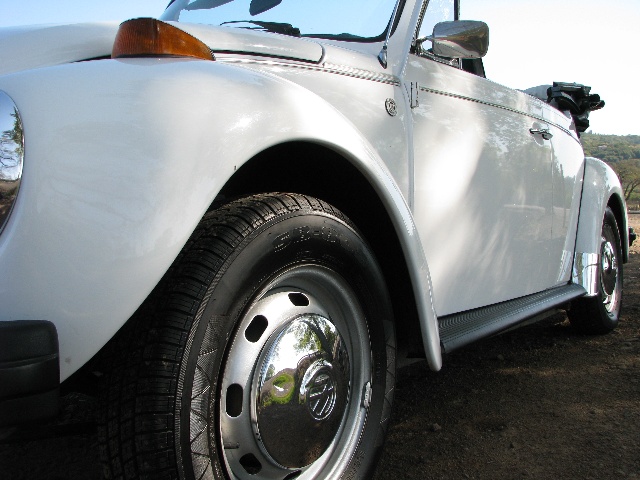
[99,193,395,480]
[569,207,623,334]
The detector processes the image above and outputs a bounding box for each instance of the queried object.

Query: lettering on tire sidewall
[273,225,350,252]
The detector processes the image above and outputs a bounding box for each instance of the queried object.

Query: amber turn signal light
[112,18,214,61]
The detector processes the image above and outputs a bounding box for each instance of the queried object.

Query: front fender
[0,57,442,378]
[573,157,628,294]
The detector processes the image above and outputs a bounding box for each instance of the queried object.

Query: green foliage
[608,159,640,204]
[261,372,295,406]
[581,134,640,206]
[582,133,640,164]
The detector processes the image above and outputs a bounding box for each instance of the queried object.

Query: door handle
[529,128,553,140]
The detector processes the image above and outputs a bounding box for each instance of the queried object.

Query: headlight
[0,90,23,235]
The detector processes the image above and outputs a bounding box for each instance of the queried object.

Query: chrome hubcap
[255,314,349,468]
[219,266,371,479]
[600,236,618,313]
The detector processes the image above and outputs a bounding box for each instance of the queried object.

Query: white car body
[0,0,628,447]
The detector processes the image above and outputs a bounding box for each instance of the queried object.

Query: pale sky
[1,0,637,135]
[464,0,639,136]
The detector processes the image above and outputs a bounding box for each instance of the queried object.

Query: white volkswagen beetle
[0,0,631,478]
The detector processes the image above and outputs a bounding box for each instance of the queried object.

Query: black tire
[568,207,623,334]
[99,193,395,480]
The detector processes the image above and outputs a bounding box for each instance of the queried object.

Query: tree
[0,108,23,181]
[609,159,640,203]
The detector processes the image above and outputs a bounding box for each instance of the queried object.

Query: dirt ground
[1,218,639,480]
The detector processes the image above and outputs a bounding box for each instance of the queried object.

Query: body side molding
[439,284,586,353]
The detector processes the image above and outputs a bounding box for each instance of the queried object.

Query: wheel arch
[575,157,628,263]
[216,141,438,368]
[573,157,629,296]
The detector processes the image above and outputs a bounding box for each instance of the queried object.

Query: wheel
[99,193,395,480]
[568,207,623,334]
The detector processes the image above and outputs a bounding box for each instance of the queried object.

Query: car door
[545,111,585,285]
[407,0,556,316]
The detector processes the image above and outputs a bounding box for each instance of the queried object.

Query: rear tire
[568,207,623,334]
[99,193,395,480]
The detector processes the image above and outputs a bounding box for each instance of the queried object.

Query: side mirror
[417,20,489,59]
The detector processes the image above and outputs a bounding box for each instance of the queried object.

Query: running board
[438,284,587,353]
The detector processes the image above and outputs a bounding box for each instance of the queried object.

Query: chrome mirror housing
[418,20,489,59]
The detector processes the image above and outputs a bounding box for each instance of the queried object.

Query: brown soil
[1,218,639,480]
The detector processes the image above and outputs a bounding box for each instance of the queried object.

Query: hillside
[581,133,640,163]
[580,134,640,205]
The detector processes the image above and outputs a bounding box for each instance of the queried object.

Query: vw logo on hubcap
[307,370,337,420]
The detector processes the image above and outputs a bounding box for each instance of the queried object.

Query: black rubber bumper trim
[0,320,60,426]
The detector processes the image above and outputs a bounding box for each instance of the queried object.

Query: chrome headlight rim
[0,90,24,235]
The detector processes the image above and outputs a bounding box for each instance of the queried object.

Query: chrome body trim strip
[418,85,577,139]
[572,252,600,297]
[218,57,401,86]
